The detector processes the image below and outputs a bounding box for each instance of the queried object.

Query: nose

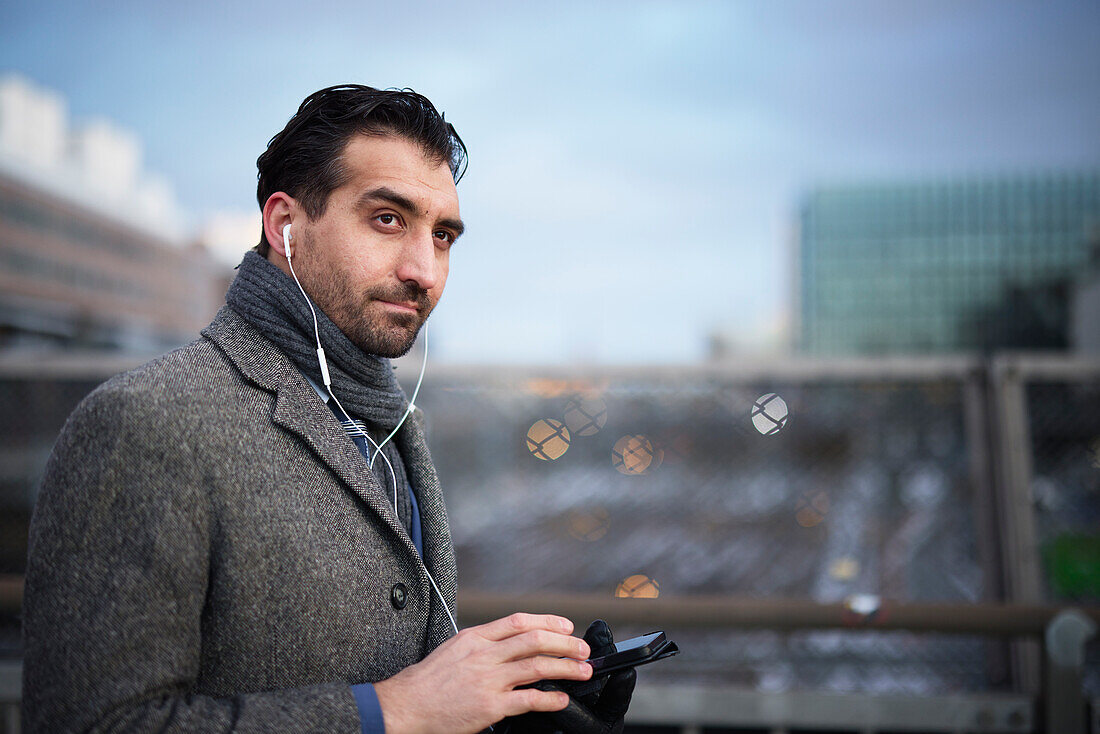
[394,230,440,291]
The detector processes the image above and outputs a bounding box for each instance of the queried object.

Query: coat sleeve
[21,379,362,734]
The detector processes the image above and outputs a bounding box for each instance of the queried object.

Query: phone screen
[587,631,666,675]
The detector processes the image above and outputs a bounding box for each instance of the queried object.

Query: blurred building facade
[796,173,1100,355]
[0,74,228,353]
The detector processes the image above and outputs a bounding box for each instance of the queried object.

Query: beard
[299,245,435,359]
[321,280,433,358]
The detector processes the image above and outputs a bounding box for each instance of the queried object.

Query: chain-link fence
[414,358,1099,699]
[1028,380,1100,604]
[420,362,996,696]
[1,354,1098,702]
[1015,361,1100,700]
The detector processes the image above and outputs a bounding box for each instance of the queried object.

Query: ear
[262,192,297,260]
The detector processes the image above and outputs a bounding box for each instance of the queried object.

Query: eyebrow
[356,186,465,238]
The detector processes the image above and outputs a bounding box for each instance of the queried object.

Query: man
[22,86,634,733]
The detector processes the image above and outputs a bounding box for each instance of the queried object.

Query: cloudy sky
[2,0,1098,363]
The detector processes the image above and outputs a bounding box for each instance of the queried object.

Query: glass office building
[797,173,1100,355]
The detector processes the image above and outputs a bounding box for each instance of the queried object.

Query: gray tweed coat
[22,306,458,733]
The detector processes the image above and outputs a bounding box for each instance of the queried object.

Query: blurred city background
[1,1,1099,732]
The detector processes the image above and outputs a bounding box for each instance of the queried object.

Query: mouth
[377,300,421,315]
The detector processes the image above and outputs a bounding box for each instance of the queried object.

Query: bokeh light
[526,419,571,461]
[828,557,860,581]
[795,489,830,527]
[614,574,660,598]
[611,434,657,475]
[843,594,884,626]
[567,507,610,541]
[752,392,789,435]
[563,395,608,436]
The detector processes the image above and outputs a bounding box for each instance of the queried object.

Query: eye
[434,230,456,247]
[374,213,402,229]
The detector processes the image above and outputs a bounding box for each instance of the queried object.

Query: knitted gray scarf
[225,251,414,527]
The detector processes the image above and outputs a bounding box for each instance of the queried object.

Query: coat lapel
[202,307,414,554]
[396,411,459,650]
[203,306,459,648]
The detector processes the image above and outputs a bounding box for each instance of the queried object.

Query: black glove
[502,619,637,734]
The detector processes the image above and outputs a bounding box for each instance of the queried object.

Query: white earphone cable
[283,223,457,636]
[285,237,321,352]
[369,328,427,470]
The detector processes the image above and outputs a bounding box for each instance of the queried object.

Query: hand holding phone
[506,623,679,734]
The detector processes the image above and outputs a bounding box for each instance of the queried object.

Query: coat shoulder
[81,335,251,420]
[61,319,284,460]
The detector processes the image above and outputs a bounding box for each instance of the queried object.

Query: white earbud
[282,223,293,259]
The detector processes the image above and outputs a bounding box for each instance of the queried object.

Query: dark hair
[255,84,467,254]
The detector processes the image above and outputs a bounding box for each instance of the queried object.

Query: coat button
[391,583,408,609]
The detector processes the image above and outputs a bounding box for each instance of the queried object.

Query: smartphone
[587,630,679,676]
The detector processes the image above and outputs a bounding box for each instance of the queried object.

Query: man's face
[291,134,463,358]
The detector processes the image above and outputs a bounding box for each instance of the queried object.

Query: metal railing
[1,580,1095,733]
[456,591,1098,734]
